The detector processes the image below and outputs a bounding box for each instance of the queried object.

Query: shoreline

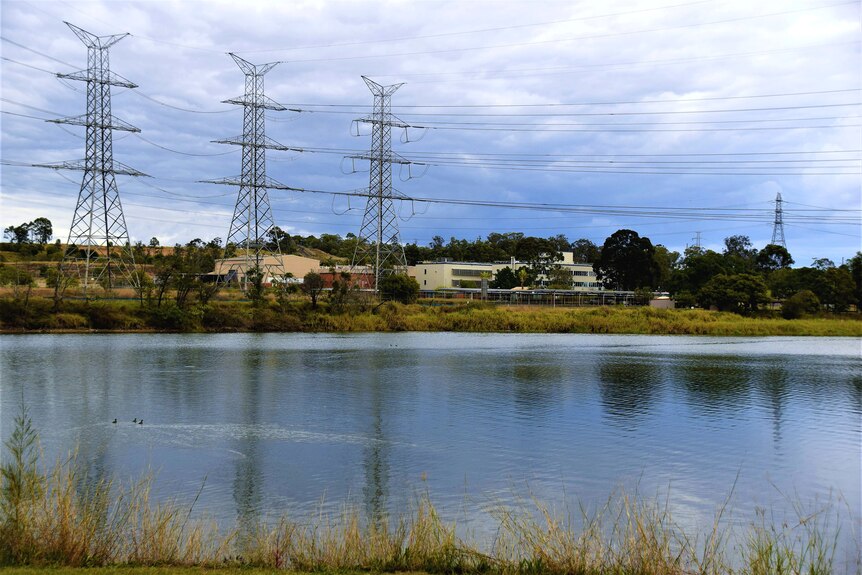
[2,301,861,337]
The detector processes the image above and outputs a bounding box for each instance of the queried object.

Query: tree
[814,267,855,312]
[546,265,572,289]
[756,244,794,273]
[328,271,356,312]
[848,252,862,309]
[491,266,518,289]
[570,238,600,263]
[782,290,820,319]
[302,271,325,308]
[29,218,52,245]
[669,248,726,296]
[379,274,419,304]
[148,237,160,249]
[594,229,659,291]
[697,273,769,313]
[722,235,758,274]
[812,258,834,270]
[3,224,30,244]
[652,245,679,290]
[266,226,295,253]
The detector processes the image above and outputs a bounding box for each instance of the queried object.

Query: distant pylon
[41,22,144,293]
[348,77,412,291]
[206,53,295,289]
[771,192,786,248]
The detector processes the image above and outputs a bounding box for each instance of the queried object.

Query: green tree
[328,271,356,312]
[546,265,572,289]
[29,218,52,245]
[594,229,659,290]
[652,245,679,290]
[697,273,769,313]
[669,247,727,296]
[302,271,325,308]
[3,224,30,245]
[781,290,820,319]
[570,238,600,263]
[379,274,419,304]
[756,244,794,273]
[491,266,518,289]
[722,235,758,274]
[848,252,862,308]
[814,267,855,312]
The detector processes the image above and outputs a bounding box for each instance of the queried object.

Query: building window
[452,268,486,277]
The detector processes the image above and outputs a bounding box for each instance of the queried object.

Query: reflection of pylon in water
[348,77,412,291]
[207,54,296,289]
[44,23,144,293]
[771,192,786,248]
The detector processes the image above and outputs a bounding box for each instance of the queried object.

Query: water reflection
[233,351,264,541]
[755,363,790,448]
[598,355,660,425]
[363,372,388,524]
[676,358,750,416]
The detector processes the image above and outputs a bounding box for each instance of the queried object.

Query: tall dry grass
[1,406,855,573]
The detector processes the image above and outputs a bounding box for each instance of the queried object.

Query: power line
[0,35,77,68]
[240,0,717,54]
[371,41,860,82]
[293,102,862,117]
[282,1,860,64]
[284,88,862,109]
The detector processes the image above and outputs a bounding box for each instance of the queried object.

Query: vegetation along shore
[1,297,861,336]
[1,407,856,574]
[2,224,861,336]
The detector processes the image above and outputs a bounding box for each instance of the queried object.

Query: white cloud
[1,0,859,263]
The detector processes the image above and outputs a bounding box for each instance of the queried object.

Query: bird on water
[112,418,117,424]
[133,418,137,423]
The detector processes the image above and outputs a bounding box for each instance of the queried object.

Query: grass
[1,294,861,336]
[1,408,858,574]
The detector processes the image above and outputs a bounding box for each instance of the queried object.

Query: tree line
[3,217,861,316]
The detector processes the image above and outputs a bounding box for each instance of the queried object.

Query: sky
[1,0,860,265]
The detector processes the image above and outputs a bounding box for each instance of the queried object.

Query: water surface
[1,333,859,560]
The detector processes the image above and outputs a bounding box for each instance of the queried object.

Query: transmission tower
[206,54,294,289]
[42,22,144,293]
[771,192,786,248]
[347,77,412,292]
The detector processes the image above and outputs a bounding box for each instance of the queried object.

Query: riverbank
[1,297,861,336]
[1,439,850,575]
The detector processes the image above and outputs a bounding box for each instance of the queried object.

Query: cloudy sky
[1,0,860,264]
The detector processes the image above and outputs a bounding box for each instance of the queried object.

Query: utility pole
[347,77,412,292]
[771,192,787,248]
[42,22,143,295]
[206,54,293,290]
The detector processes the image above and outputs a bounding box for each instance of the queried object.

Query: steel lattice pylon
[45,22,143,293]
[348,77,412,292]
[207,54,293,289]
[771,192,787,248]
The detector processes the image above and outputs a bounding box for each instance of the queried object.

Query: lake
[1,333,859,565]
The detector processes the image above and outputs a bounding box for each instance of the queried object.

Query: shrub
[379,274,419,304]
[782,290,821,319]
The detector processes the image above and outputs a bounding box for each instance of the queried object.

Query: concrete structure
[408,252,603,292]
[213,254,320,285]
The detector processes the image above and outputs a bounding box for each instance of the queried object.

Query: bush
[782,290,821,319]
[379,274,419,304]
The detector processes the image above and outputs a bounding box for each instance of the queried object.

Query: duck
[112,418,117,424]
[132,418,138,423]
[138,419,143,425]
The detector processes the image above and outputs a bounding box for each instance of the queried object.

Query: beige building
[408,252,603,292]
[213,254,320,284]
